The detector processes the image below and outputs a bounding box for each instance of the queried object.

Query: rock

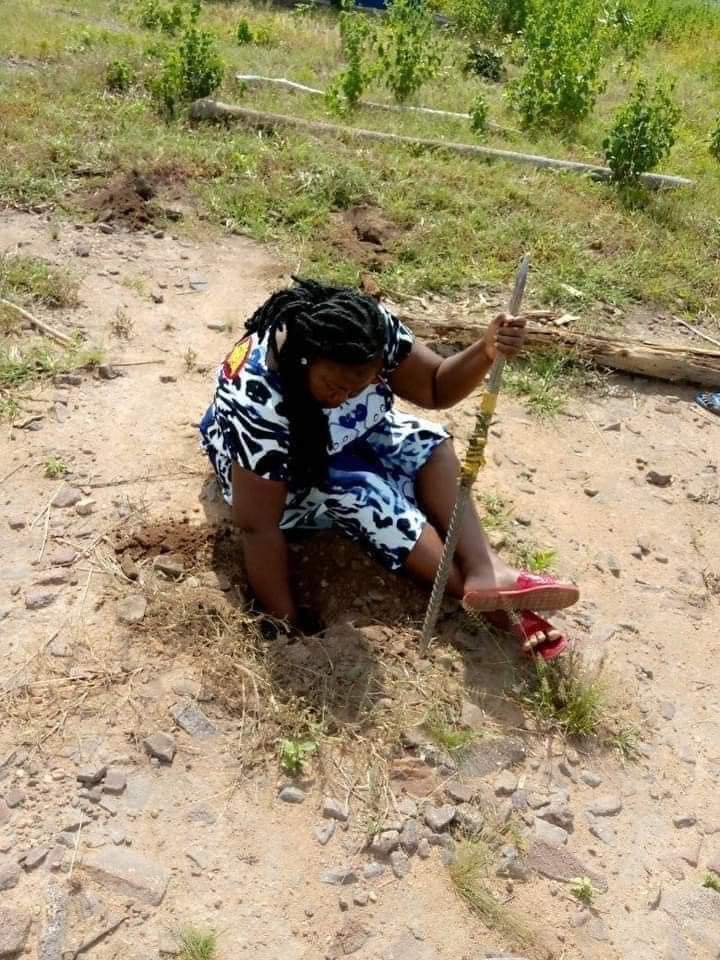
[153,555,184,579]
[417,838,432,859]
[460,699,485,731]
[673,814,697,829]
[0,861,20,891]
[390,849,411,879]
[7,518,26,531]
[142,733,176,764]
[424,804,456,832]
[321,865,358,885]
[330,919,369,957]
[588,917,610,942]
[0,906,32,958]
[396,797,418,818]
[323,798,349,823]
[23,846,48,870]
[75,243,90,257]
[173,702,216,738]
[370,830,400,856]
[53,486,82,508]
[606,555,621,578]
[524,841,607,892]
[580,770,602,787]
[534,818,568,847]
[495,770,518,796]
[455,737,526,778]
[189,275,209,292]
[538,803,574,831]
[278,786,305,804]
[103,770,127,796]
[80,847,170,905]
[646,885,662,911]
[117,595,147,625]
[159,374,176,384]
[589,794,623,817]
[77,765,107,786]
[646,469,672,488]
[588,820,616,846]
[353,890,369,907]
[454,803,484,836]
[46,846,66,872]
[496,844,529,881]
[314,821,336,846]
[445,781,474,804]
[389,758,439,799]
[516,515,532,526]
[75,498,95,517]
[24,590,56,611]
[151,291,164,304]
[34,569,70,587]
[120,555,140,580]
[4,790,24,809]
[584,487,599,497]
[678,842,701,867]
[49,547,76,567]
[362,861,385,880]
[660,701,676,720]
[399,819,420,856]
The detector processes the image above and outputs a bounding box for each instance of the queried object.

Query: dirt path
[1,210,719,960]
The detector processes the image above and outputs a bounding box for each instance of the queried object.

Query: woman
[200,278,579,658]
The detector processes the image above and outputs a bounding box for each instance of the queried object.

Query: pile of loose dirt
[82,170,186,230]
[328,204,403,270]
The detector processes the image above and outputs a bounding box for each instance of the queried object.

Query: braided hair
[245,277,387,488]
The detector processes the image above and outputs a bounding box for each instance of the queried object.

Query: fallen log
[400,313,720,387]
[190,98,694,190]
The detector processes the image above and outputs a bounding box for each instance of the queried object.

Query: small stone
[103,770,127,796]
[580,770,603,787]
[8,518,26,530]
[495,770,518,797]
[4,790,24,809]
[206,321,226,331]
[320,865,357,885]
[99,223,114,235]
[534,818,568,846]
[278,786,305,804]
[159,374,176,383]
[173,702,216,738]
[34,569,70,587]
[445,782,474,804]
[417,838,432,859]
[75,498,95,516]
[322,798,349,822]
[0,906,32,957]
[75,244,91,257]
[646,886,662,911]
[362,861,385,880]
[0,861,20,891]
[424,804,456,832]
[77,765,107,786]
[80,847,170,905]
[399,819,420,856]
[588,820,616,846]
[460,699,485,732]
[678,842,701,867]
[371,830,400,856]
[46,846,66,871]
[647,470,672,487]
[673,814,697,829]
[53,485,82,508]
[454,803,484,835]
[589,795,623,817]
[151,291,164,304]
[606,555,621,578]
[496,844,530,881]
[314,821,336,846]
[588,917,610,942]
[153,555,184,579]
[396,797,418,818]
[120,555,140,580]
[655,554,669,564]
[98,363,119,380]
[353,890,369,907]
[390,849,411,879]
[143,733,176,764]
[538,803,574,831]
[117,595,147,625]
[23,846,49,869]
[49,547,76,566]
[24,590,56,610]
[584,488,599,498]
[189,275,208,291]
[338,896,349,911]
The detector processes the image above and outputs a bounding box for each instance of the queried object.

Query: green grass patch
[0,340,103,390]
[424,713,477,752]
[0,254,79,308]
[505,350,596,417]
[703,872,720,893]
[520,650,606,738]
[44,455,68,478]
[177,926,218,960]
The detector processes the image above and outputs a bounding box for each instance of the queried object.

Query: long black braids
[245,277,387,488]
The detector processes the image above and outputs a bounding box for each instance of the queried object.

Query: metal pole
[419,255,530,655]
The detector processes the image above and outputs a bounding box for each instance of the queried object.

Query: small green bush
[375,0,443,104]
[236,18,253,44]
[105,58,136,93]
[603,79,680,185]
[710,117,720,163]
[470,93,489,134]
[464,45,505,82]
[509,0,606,130]
[326,0,377,113]
[137,0,189,34]
[151,21,224,115]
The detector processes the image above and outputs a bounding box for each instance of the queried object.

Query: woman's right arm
[231,463,296,623]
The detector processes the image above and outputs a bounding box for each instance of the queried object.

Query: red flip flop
[483,610,569,661]
[463,571,579,614]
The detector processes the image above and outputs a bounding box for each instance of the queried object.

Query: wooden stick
[0,297,74,347]
[234,73,518,133]
[401,313,720,387]
[673,315,720,350]
[110,358,166,367]
[0,461,28,485]
[190,99,694,190]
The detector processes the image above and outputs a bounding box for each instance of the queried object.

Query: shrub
[470,93,489,134]
[463,44,505,81]
[326,0,377,113]
[710,116,720,162]
[603,79,680,185]
[375,0,443,104]
[137,0,189,34]
[105,58,136,93]
[442,0,529,37]
[509,0,606,130]
[236,18,253,44]
[151,21,224,115]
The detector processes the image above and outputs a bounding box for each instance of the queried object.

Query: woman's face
[307,356,384,408]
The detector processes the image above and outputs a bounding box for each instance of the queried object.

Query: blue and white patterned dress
[200,308,449,570]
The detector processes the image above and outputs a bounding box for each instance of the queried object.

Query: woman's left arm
[389,314,527,410]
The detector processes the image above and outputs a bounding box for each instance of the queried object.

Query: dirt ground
[1,209,719,960]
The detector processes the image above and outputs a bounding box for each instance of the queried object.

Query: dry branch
[191,99,694,190]
[0,297,74,347]
[401,313,720,387]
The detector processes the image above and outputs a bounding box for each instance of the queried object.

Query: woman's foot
[463,570,580,613]
[483,609,569,660]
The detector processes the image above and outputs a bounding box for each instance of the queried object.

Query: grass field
[2,0,720,329]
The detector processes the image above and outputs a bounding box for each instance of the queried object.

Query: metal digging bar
[419,254,531,655]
